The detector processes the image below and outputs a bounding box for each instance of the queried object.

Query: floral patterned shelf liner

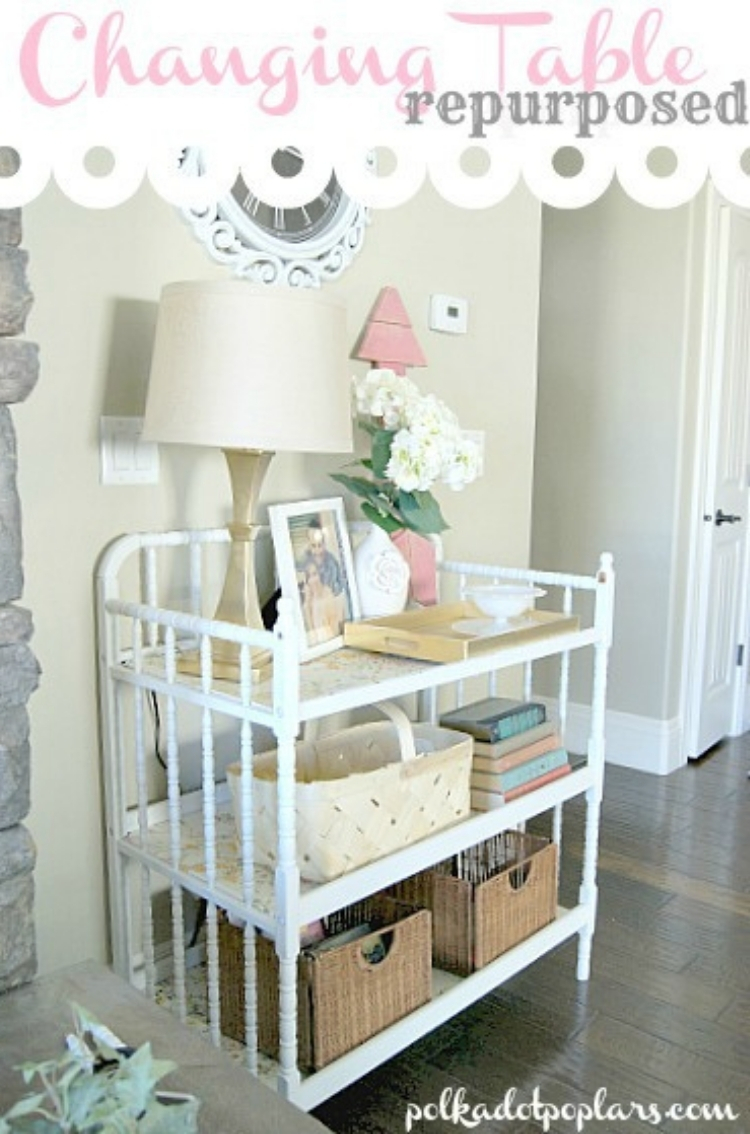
[138,610,580,710]
[123,808,285,918]
[138,646,433,709]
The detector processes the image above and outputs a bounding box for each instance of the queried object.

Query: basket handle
[373,701,418,763]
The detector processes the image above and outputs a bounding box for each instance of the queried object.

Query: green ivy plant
[0,1004,200,1133]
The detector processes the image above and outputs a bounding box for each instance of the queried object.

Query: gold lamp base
[177,648,273,684]
[178,447,274,683]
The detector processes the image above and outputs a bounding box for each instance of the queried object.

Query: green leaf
[361,502,403,533]
[67,1085,109,1128]
[330,472,381,500]
[370,430,395,479]
[1,1118,59,1133]
[57,1062,84,1091]
[412,489,445,516]
[112,1043,173,1111]
[2,1096,49,1120]
[140,1096,201,1134]
[17,1062,59,1086]
[398,491,448,534]
[330,474,399,519]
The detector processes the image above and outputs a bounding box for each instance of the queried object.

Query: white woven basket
[227,702,472,883]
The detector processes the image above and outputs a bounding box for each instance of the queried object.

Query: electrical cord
[147,691,166,772]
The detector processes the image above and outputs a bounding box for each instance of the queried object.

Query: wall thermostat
[430,294,469,335]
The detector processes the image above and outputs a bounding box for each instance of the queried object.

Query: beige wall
[18,179,541,974]
[532,186,695,725]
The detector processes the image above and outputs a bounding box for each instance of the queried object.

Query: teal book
[472,721,558,761]
[440,697,546,743]
[470,746,569,794]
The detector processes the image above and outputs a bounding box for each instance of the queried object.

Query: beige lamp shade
[143,280,352,453]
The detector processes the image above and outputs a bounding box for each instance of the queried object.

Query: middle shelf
[120,764,594,932]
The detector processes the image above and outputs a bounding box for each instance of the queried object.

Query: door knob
[715,509,743,526]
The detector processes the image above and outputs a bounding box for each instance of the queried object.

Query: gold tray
[343,602,580,663]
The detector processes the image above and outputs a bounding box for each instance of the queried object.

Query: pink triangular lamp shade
[352,286,427,374]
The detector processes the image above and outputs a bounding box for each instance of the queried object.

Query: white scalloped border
[3,137,750,210]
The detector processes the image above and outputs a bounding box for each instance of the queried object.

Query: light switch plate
[430,294,469,335]
[100,416,159,486]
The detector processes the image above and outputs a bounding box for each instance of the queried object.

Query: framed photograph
[269,497,360,660]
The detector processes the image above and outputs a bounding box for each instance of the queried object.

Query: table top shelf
[110,624,600,727]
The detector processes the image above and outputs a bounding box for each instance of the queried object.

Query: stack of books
[440,697,572,810]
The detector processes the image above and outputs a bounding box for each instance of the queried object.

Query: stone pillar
[0,147,41,989]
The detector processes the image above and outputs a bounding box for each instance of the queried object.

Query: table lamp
[143,280,352,678]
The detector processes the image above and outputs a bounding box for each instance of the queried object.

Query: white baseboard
[546,700,686,776]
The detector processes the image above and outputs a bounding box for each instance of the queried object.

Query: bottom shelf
[290,903,591,1110]
[155,903,592,1112]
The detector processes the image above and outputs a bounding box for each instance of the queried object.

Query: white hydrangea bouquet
[332,368,481,535]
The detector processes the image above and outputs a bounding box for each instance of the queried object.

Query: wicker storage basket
[226,701,472,883]
[391,830,557,976]
[219,896,432,1070]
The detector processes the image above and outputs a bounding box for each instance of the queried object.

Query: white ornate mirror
[179,147,370,288]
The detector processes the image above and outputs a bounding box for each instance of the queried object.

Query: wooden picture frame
[269,497,360,660]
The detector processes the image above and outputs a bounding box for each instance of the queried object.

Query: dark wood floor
[313,737,750,1134]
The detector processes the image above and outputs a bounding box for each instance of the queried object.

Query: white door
[686,202,750,759]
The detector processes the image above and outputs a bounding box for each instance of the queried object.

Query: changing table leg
[576,784,601,981]
[576,555,613,981]
[274,717,303,1100]
[275,866,302,1101]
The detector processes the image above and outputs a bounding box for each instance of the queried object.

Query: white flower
[386,429,444,493]
[404,393,459,440]
[339,368,481,532]
[441,434,482,490]
[353,369,419,430]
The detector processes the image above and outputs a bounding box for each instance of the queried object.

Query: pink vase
[391,530,438,606]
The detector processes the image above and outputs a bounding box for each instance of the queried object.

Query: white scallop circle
[522,140,616,209]
[614,139,708,209]
[334,138,427,208]
[148,143,239,209]
[0,143,51,208]
[427,140,521,208]
[238,145,340,209]
[52,141,145,208]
